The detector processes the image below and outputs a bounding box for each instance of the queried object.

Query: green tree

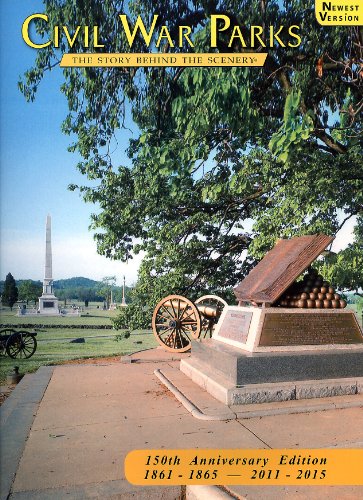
[21,1,362,319]
[2,273,19,310]
[18,280,42,305]
[98,276,117,309]
[318,218,363,296]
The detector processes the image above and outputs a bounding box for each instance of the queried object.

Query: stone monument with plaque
[181,234,363,404]
[38,215,60,315]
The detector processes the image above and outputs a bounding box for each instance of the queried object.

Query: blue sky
[0,1,141,284]
[0,1,356,284]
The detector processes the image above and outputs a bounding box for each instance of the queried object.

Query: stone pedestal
[38,295,59,315]
[180,339,363,405]
[186,338,363,385]
[181,307,363,405]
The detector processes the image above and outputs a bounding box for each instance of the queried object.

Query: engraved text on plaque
[218,310,253,343]
[259,312,363,346]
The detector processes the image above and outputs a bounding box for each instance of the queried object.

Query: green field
[0,306,157,384]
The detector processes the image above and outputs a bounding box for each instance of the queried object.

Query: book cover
[0,1,362,498]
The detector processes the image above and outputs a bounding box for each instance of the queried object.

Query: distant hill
[0,276,130,303]
[0,277,99,290]
[54,277,99,289]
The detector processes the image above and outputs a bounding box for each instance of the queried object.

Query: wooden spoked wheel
[0,328,16,356]
[6,331,37,359]
[152,295,201,352]
[195,295,228,339]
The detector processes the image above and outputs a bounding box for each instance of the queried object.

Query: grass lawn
[0,330,158,384]
[0,306,157,383]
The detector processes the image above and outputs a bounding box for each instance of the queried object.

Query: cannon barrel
[163,299,188,310]
[162,300,218,318]
[196,305,218,318]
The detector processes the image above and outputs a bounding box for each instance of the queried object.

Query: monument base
[38,295,60,315]
[181,339,363,405]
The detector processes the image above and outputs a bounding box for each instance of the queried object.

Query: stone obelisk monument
[38,215,59,314]
[121,275,127,307]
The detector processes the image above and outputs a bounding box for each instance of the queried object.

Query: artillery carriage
[0,329,37,359]
[152,294,227,352]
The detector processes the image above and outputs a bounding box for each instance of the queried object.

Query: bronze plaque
[234,234,334,304]
[218,310,253,343]
[259,312,363,346]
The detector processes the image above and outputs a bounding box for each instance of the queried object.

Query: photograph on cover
[0,1,362,499]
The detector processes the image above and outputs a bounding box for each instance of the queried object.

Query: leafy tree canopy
[21,1,363,320]
[18,280,42,304]
[98,276,117,306]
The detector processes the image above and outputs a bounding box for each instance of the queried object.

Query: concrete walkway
[1,347,363,499]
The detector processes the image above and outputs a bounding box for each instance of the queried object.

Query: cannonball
[323,299,332,308]
[297,299,307,308]
[307,299,315,308]
[322,281,330,288]
[306,280,314,288]
[331,300,340,309]
[314,280,323,288]
[318,292,325,300]
[320,287,328,294]
[301,292,309,300]
[312,287,320,294]
[339,299,347,309]
[328,287,335,294]
[309,292,317,300]
[334,293,340,300]
[315,299,324,308]
[303,286,311,293]
[326,293,334,300]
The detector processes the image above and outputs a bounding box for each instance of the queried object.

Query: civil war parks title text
[22,14,302,49]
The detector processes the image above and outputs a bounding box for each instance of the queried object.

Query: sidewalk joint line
[236,421,272,449]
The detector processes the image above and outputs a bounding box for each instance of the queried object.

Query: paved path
[1,347,363,499]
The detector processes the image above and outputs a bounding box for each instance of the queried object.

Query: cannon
[152,294,227,352]
[0,329,37,359]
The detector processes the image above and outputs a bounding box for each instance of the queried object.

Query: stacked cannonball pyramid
[277,268,347,309]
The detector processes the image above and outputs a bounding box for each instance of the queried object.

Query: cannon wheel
[6,331,37,359]
[0,328,16,356]
[152,295,201,352]
[195,295,228,339]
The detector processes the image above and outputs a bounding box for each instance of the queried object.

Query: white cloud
[331,216,356,253]
[0,232,142,285]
